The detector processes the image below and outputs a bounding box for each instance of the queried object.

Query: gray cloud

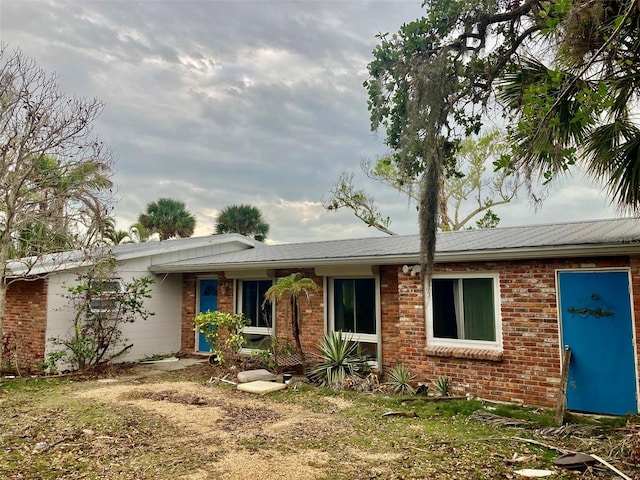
[1,0,618,243]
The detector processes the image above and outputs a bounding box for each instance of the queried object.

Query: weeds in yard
[0,363,636,480]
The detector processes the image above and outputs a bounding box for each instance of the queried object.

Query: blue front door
[197,279,218,353]
[558,270,637,415]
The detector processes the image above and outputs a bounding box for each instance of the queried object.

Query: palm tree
[263,273,320,364]
[214,204,269,241]
[498,1,640,213]
[128,222,150,242]
[138,198,196,241]
[14,155,112,255]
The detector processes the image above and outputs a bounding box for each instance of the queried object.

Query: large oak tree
[365,0,640,280]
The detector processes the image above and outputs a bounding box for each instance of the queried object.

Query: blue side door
[197,279,218,353]
[558,270,637,415]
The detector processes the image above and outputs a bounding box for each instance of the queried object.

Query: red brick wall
[2,279,48,373]
[271,268,324,355]
[181,272,234,352]
[181,273,198,352]
[178,256,639,409]
[180,270,324,356]
[385,256,635,407]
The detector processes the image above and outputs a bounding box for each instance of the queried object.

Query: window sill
[424,345,503,362]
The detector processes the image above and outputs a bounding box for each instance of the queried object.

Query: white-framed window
[237,279,274,350]
[328,276,380,363]
[89,279,123,313]
[427,273,502,350]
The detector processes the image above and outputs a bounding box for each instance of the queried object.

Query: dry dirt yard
[76,378,357,479]
[2,361,639,480]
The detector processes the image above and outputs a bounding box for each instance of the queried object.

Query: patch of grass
[0,375,72,392]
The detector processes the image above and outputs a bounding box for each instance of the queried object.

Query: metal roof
[6,233,258,277]
[8,218,640,277]
[149,218,640,273]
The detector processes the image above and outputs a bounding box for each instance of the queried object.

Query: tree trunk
[290,296,304,364]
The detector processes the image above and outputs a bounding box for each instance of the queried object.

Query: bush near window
[45,254,155,372]
[194,310,248,365]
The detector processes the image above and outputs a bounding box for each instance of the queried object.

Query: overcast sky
[0,0,620,244]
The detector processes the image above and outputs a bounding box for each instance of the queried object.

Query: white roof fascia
[6,234,258,278]
[116,235,257,262]
[435,244,640,263]
[147,243,640,274]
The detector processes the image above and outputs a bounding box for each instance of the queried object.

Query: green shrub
[386,364,416,395]
[308,331,370,389]
[249,336,294,373]
[194,311,248,365]
[45,254,155,372]
[433,375,452,396]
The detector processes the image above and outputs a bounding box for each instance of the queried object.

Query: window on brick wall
[237,279,274,350]
[427,273,501,349]
[328,277,380,363]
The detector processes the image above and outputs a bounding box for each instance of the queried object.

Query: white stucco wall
[45,255,183,365]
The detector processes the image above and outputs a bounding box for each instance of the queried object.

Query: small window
[89,279,123,313]
[429,274,501,348]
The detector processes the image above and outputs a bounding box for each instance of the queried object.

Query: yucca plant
[308,331,370,388]
[433,375,452,397]
[386,364,416,395]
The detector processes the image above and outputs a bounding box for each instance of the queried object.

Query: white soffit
[315,265,379,277]
[224,269,275,280]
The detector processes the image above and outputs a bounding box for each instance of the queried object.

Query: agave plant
[386,364,416,395]
[308,331,370,388]
[433,375,452,397]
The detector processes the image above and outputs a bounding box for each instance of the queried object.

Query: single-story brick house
[4,218,640,415]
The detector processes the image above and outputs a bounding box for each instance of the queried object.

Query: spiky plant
[433,375,452,397]
[308,331,370,389]
[386,364,416,395]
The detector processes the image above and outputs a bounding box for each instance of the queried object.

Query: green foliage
[45,254,155,372]
[433,375,452,397]
[138,198,196,240]
[323,171,396,236]
[474,209,500,229]
[194,310,248,365]
[325,130,515,234]
[308,331,371,389]
[249,336,294,373]
[263,273,320,363]
[497,1,640,212]
[364,0,621,277]
[364,2,522,277]
[386,364,416,395]
[214,204,269,241]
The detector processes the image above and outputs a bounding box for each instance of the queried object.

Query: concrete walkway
[134,356,208,373]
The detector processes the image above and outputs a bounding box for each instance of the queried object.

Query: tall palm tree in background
[215,204,269,241]
[14,155,112,256]
[138,198,196,241]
